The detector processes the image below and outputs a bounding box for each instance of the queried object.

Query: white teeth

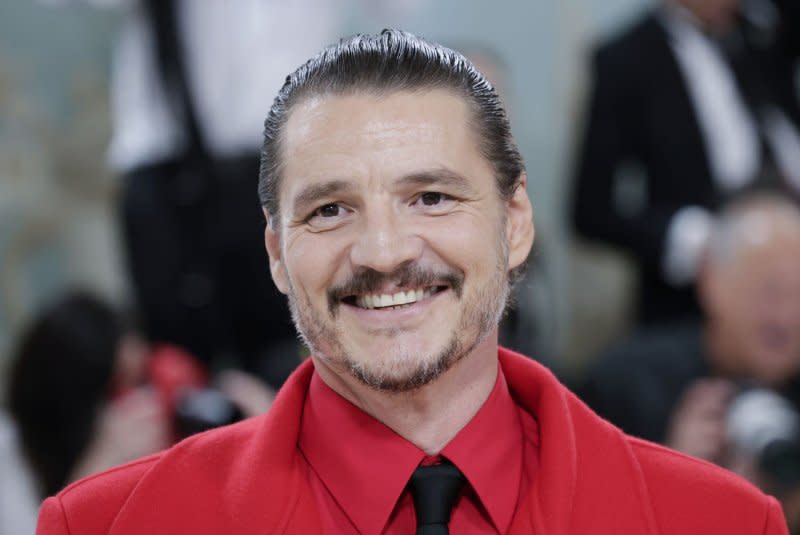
[354,287,439,309]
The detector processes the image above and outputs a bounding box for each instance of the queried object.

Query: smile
[349,286,448,310]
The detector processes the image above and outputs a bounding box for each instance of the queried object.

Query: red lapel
[107,350,659,535]
[501,348,660,535]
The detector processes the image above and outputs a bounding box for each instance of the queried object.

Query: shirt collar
[441,366,525,533]
[298,364,526,534]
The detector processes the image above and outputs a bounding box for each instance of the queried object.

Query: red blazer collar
[108,349,659,535]
[499,348,660,535]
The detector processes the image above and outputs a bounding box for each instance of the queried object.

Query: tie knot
[408,461,465,532]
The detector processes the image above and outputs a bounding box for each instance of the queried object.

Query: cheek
[419,212,504,272]
[284,232,351,294]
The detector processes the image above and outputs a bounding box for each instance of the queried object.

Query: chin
[341,334,466,393]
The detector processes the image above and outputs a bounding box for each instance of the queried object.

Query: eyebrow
[292,180,355,215]
[397,168,479,195]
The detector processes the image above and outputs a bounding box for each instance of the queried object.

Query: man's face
[265,89,532,392]
[704,231,800,385]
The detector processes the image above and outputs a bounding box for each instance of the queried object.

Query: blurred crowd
[572,0,800,530]
[1,0,799,533]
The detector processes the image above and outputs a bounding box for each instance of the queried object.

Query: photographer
[5,293,169,497]
[727,387,800,533]
[1,291,274,533]
[579,193,800,523]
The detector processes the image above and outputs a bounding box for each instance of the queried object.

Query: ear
[263,209,290,295]
[505,174,535,271]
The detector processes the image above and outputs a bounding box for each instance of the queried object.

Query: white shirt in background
[107,0,344,172]
[660,6,800,285]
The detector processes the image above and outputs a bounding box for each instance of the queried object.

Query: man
[578,193,800,530]
[579,194,800,452]
[579,193,800,455]
[571,0,800,324]
[37,30,787,534]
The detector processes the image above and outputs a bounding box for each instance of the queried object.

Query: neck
[313,333,499,455]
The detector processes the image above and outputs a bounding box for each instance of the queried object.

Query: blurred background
[1,0,799,532]
[0,0,653,386]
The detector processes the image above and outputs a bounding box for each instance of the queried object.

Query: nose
[349,204,423,273]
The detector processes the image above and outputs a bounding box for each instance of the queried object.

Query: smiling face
[701,209,800,386]
[264,89,533,392]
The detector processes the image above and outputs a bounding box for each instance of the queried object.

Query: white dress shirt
[107,0,344,172]
[660,6,800,285]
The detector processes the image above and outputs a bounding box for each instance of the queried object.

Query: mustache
[327,262,464,314]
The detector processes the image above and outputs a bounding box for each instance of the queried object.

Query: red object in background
[146,345,209,416]
[109,343,210,442]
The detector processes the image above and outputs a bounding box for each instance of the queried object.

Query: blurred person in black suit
[571,0,800,324]
[113,1,349,386]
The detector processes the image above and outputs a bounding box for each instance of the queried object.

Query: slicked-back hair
[258,29,525,222]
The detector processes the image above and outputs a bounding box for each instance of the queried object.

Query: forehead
[720,236,800,286]
[279,89,494,206]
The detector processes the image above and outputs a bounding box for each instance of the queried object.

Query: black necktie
[407,461,465,535]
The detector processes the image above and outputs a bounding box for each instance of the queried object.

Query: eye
[420,192,447,206]
[306,202,350,229]
[412,191,457,213]
[316,203,341,218]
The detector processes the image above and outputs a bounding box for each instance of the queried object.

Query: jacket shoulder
[38,454,161,535]
[37,416,265,535]
[629,437,787,534]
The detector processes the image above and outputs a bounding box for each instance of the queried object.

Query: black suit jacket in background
[577,322,800,445]
[570,10,800,324]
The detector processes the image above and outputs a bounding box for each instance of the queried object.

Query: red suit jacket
[37,348,788,534]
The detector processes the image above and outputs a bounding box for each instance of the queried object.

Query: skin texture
[69,388,170,483]
[264,89,534,453]
[666,378,735,463]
